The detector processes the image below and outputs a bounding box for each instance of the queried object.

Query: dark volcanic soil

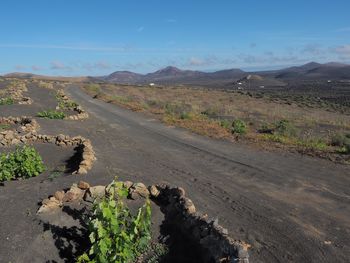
[0,84,349,263]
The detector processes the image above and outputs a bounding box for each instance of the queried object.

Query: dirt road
[0,83,349,263]
[66,86,350,262]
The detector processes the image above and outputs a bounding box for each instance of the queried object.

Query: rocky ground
[0,80,349,262]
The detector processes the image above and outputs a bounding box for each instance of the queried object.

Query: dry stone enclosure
[38,180,250,263]
[0,116,96,175]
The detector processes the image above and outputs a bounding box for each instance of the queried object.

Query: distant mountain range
[4,61,350,88]
[96,62,350,88]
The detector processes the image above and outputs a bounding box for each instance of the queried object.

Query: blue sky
[0,0,350,76]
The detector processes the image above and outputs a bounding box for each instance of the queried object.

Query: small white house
[149,83,155,87]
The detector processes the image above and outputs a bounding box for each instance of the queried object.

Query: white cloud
[31,65,43,71]
[82,61,112,71]
[333,44,350,58]
[51,61,71,70]
[301,44,323,55]
[188,57,205,66]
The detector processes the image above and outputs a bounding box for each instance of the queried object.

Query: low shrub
[164,103,192,116]
[37,110,66,119]
[219,119,231,130]
[0,146,45,182]
[77,181,152,263]
[232,119,247,135]
[275,119,298,137]
[180,112,192,120]
[262,134,289,144]
[201,107,220,118]
[111,95,132,104]
[85,84,102,96]
[0,97,14,105]
[331,133,350,154]
[296,138,328,151]
[331,133,350,147]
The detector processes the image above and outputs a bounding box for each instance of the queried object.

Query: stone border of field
[55,89,89,120]
[38,181,250,263]
[0,117,96,174]
[0,80,33,105]
[36,81,89,121]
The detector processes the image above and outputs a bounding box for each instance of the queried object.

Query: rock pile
[0,116,39,132]
[38,181,250,262]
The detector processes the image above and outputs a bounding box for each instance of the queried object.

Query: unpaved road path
[0,82,349,263]
[66,86,350,263]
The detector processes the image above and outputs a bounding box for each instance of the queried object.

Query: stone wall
[56,89,89,120]
[0,80,33,105]
[38,181,250,263]
[0,118,96,174]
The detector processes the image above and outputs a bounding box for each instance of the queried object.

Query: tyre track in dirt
[65,86,350,263]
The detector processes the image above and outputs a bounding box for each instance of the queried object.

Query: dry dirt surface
[0,82,349,263]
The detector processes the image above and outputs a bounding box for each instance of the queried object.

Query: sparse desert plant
[0,124,10,130]
[296,138,328,151]
[77,180,152,263]
[274,119,298,137]
[37,110,66,119]
[164,102,192,116]
[0,146,45,182]
[56,92,78,110]
[85,84,102,97]
[180,111,192,120]
[201,107,220,118]
[146,100,159,107]
[110,95,132,104]
[331,133,350,154]
[331,133,350,147]
[0,97,14,105]
[232,119,247,135]
[219,119,231,130]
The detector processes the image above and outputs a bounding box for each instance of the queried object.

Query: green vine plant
[0,145,46,182]
[77,180,152,263]
[37,110,66,119]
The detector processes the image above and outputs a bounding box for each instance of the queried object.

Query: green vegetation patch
[56,93,78,110]
[0,146,46,182]
[232,119,247,135]
[77,180,152,263]
[0,124,11,131]
[331,133,350,154]
[274,119,298,137]
[0,97,14,105]
[37,110,66,119]
[219,119,232,130]
[110,95,132,104]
